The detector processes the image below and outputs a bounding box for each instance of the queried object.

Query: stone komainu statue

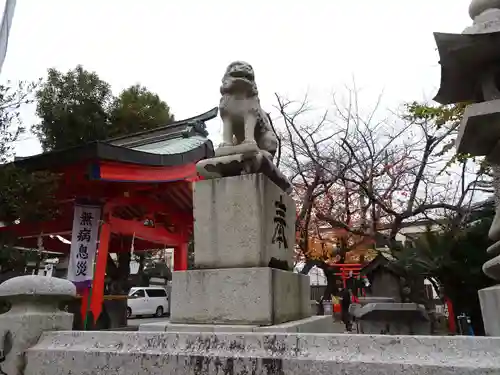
[219,61,278,159]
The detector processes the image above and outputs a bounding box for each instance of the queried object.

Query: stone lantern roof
[433,0,500,104]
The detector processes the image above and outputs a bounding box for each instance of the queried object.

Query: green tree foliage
[0,165,58,224]
[397,212,495,335]
[0,80,37,162]
[108,84,174,138]
[404,101,484,170]
[33,66,113,151]
[33,65,174,152]
[0,80,59,274]
[404,101,466,129]
[0,80,58,225]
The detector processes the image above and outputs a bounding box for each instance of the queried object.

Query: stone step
[25,331,500,374]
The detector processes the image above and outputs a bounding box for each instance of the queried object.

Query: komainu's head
[220,61,258,96]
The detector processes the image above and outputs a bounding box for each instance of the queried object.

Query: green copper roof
[131,135,208,155]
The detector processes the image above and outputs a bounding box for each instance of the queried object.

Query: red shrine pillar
[173,242,188,271]
[89,209,111,323]
[445,297,457,334]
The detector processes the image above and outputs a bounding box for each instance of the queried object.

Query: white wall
[294,262,327,286]
[34,263,54,277]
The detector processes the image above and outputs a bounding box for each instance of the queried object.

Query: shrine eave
[108,107,217,148]
[13,139,214,172]
[433,31,500,104]
[13,107,218,172]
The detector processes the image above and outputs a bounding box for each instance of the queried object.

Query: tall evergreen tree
[34,65,174,151]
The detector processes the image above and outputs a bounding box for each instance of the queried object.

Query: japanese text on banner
[67,205,101,286]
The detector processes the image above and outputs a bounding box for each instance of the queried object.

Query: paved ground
[127,316,169,327]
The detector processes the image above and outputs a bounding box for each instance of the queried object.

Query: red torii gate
[330,263,365,288]
[0,108,217,325]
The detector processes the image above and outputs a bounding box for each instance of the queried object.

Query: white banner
[67,204,101,286]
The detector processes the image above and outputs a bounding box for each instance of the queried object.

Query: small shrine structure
[0,107,217,326]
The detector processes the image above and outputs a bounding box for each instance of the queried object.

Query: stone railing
[0,275,75,375]
[25,330,500,374]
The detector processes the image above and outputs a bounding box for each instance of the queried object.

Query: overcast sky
[1,0,472,156]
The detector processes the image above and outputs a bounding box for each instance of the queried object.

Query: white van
[127,287,169,318]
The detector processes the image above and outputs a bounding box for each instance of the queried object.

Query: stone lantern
[436,0,500,335]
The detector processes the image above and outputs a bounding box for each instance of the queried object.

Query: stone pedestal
[170,267,310,325]
[193,174,295,269]
[167,173,317,332]
[0,276,76,375]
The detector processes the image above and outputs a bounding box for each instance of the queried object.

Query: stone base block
[139,316,340,334]
[170,267,310,326]
[139,321,259,332]
[354,303,431,335]
[26,330,500,375]
[193,174,296,269]
[479,285,500,336]
[255,315,342,333]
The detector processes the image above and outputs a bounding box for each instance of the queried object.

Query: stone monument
[142,61,331,333]
[438,0,500,335]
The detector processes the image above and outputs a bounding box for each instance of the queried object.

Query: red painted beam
[108,195,192,226]
[109,216,184,247]
[107,195,167,211]
[97,161,198,182]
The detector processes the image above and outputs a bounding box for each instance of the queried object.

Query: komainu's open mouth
[229,69,254,82]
